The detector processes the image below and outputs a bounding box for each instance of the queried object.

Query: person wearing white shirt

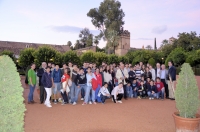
[155,63,161,78]
[103,66,113,93]
[98,82,110,104]
[111,83,124,103]
[149,65,156,81]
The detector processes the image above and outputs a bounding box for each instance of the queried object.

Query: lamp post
[162,58,164,64]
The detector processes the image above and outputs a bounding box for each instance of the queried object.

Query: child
[97,82,110,104]
[60,68,71,105]
[137,81,147,99]
[155,77,165,100]
[132,79,139,98]
[111,82,124,103]
[126,82,133,98]
[147,80,157,100]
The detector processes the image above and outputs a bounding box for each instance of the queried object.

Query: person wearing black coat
[128,67,136,83]
[147,80,157,100]
[37,62,47,104]
[167,61,176,100]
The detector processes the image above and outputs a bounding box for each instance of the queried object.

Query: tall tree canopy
[79,28,94,47]
[67,41,72,47]
[87,0,125,40]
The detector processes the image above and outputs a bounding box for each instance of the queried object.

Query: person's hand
[77,86,80,88]
[31,84,34,87]
[89,80,92,83]
[152,91,155,94]
[52,83,55,88]
[106,94,110,97]
[134,88,136,91]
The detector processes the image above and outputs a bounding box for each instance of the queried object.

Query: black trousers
[108,82,113,94]
[123,84,127,99]
[161,79,169,98]
[137,90,146,97]
[40,86,46,103]
[61,91,68,103]
[112,94,123,103]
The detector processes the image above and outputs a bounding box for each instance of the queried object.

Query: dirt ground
[23,76,200,132]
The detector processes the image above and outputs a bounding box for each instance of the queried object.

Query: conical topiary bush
[175,63,200,118]
[0,55,26,132]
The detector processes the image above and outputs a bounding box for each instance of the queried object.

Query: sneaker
[73,102,77,105]
[81,98,84,101]
[89,101,92,104]
[54,100,57,104]
[93,102,97,105]
[117,101,122,103]
[149,98,152,100]
[82,102,87,105]
[152,98,154,100]
[61,102,67,105]
[58,98,62,103]
[46,104,52,108]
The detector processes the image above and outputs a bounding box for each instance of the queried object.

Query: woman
[82,67,97,105]
[143,67,152,81]
[142,65,146,72]
[111,82,124,103]
[103,66,113,94]
[41,66,53,108]
[110,65,116,87]
[28,63,37,104]
[94,68,102,102]
[61,68,71,105]
[97,82,110,104]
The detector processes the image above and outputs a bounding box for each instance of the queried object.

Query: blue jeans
[147,91,157,98]
[52,82,61,94]
[84,86,92,103]
[79,84,86,98]
[100,94,109,103]
[157,89,165,99]
[95,85,101,101]
[126,86,133,98]
[70,82,77,103]
[28,85,36,102]
[74,85,82,103]
[90,89,96,102]
[133,88,138,98]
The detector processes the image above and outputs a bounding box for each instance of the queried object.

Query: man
[47,62,52,68]
[155,63,161,78]
[139,62,143,69]
[68,62,73,78]
[160,64,169,99]
[70,64,78,105]
[149,65,156,81]
[125,63,130,72]
[51,64,62,104]
[37,62,47,104]
[155,77,165,100]
[116,62,129,100]
[82,62,88,74]
[167,61,176,100]
[76,68,87,101]
[51,63,55,71]
[92,63,96,73]
[61,63,67,76]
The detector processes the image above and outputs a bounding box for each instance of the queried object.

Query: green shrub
[108,54,119,64]
[63,51,80,66]
[80,51,96,64]
[175,63,200,118]
[118,56,129,64]
[148,58,156,67]
[94,52,108,66]
[0,55,26,132]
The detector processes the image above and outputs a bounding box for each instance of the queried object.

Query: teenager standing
[41,67,53,107]
[28,63,37,104]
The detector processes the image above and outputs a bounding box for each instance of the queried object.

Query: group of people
[27,60,176,108]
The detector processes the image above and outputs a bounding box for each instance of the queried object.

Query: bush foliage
[0,55,26,132]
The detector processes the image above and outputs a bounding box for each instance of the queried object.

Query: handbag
[120,69,130,83]
[62,81,70,93]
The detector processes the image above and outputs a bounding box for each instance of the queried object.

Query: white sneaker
[73,102,77,105]
[149,98,152,100]
[152,98,154,100]
[117,101,122,103]
[89,101,92,104]
[46,104,52,108]
[81,98,84,101]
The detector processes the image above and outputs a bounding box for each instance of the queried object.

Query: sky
[0,0,200,48]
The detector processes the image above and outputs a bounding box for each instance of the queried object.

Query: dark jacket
[167,66,176,81]
[131,82,139,90]
[143,71,152,80]
[100,72,104,86]
[128,71,136,82]
[41,72,52,88]
[37,68,45,86]
[72,70,78,86]
[147,84,157,93]
[77,73,87,85]
[52,69,62,83]
[138,84,147,91]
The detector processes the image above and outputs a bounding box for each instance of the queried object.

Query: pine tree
[175,63,200,118]
[154,38,157,50]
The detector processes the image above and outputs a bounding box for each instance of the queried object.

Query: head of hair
[66,68,71,75]
[118,82,123,85]
[87,67,92,70]
[150,79,154,83]
[156,77,160,80]
[103,82,108,86]
[46,66,51,69]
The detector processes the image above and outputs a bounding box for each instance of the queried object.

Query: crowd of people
[26,60,176,108]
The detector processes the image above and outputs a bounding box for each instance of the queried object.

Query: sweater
[41,72,52,88]
[98,86,110,97]
[77,73,87,85]
[72,70,78,86]
[128,71,136,82]
[86,73,96,86]
[155,82,164,92]
[111,86,124,99]
[147,84,157,93]
[95,73,102,87]
[51,69,62,83]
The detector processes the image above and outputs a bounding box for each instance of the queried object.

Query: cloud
[152,25,167,34]
[49,25,100,35]
[132,38,153,40]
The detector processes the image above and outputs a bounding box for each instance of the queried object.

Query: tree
[0,50,16,62]
[107,30,120,54]
[160,44,175,58]
[154,38,157,50]
[94,52,108,66]
[18,48,35,68]
[54,52,63,66]
[79,28,93,47]
[145,45,152,50]
[108,54,119,64]
[148,58,156,67]
[33,46,57,66]
[63,51,80,66]
[87,0,125,40]
[0,55,26,132]
[74,40,82,50]
[118,56,129,64]
[67,41,72,47]
[80,51,96,64]
[161,39,169,46]
[186,50,200,67]
[94,36,100,51]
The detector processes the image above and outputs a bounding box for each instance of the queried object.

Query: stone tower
[115,30,130,56]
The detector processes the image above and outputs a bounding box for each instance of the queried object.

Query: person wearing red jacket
[155,77,165,100]
[93,68,102,102]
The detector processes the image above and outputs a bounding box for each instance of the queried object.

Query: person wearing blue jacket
[147,80,157,100]
[41,66,53,108]
[51,64,62,104]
